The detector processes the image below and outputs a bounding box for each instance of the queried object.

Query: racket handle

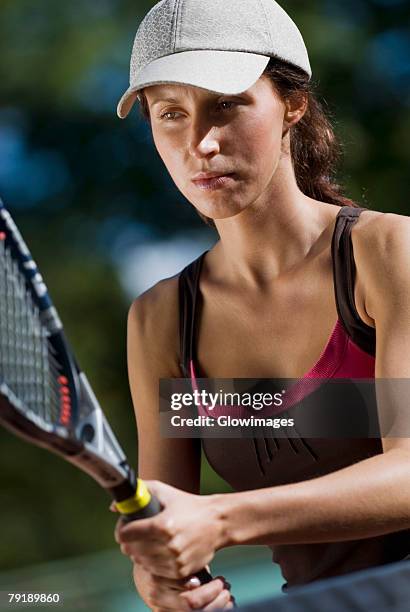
[120,493,161,521]
[191,568,214,585]
[117,485,214,585]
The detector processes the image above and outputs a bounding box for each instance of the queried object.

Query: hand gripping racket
[0,199,212,584]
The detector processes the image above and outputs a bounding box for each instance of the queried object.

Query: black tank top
[178,206,409,586]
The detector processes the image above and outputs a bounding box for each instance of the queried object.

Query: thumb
[109,500,118,513]
[143,479,178,505]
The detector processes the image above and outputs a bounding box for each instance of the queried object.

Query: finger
[139,555,184,580]
[115,518,156,542]
[122,549,172,575]
[202,589,232,611]
[215,575,231,591]
[152,575,189,593]
[149,563,189,581]
[184,576,201,589]
[187,573,227,590]
[115,516,166,544]
[180,578,225,609]
[118,538,172,560]
[109,501,118,512]
[148,587,192,611]
[143,479,176,505]
[119,543,182,579]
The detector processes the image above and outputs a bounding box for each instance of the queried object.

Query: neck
[213,160,339,288]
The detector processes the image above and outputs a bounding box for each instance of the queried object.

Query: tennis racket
[0,198,212,584]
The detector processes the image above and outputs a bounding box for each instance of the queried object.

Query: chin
[186,192,249,221]
[194,201,247,221]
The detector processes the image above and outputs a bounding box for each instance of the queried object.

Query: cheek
[153,131,186,188]
[234,115,284,210]
[240,112,283,171]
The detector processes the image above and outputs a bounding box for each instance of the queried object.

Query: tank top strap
[331,206,376,356]
[178,251,208,377]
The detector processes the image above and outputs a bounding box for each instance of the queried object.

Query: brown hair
[138,57,360,226]
[264,58,359,209]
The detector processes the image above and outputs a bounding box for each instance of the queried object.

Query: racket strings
[0,239,62,424]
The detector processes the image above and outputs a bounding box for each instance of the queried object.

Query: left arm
[219,213,410,548]
[218,445,410,548]
[116,214,410,579]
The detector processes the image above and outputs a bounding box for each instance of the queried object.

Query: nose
[188,125,220,159]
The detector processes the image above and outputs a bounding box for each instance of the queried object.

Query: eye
[159,111,183,121]
[216,100,237,112]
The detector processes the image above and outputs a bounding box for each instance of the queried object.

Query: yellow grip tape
[116,479,151,515]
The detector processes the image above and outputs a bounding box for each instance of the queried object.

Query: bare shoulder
[128,274,181,377]
[354,208,410,242]
[353,208,410,265]
[352,209,410,320]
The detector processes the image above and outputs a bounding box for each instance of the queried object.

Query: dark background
[0,0,409,571]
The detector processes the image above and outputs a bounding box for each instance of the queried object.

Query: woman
[114,0,410,610]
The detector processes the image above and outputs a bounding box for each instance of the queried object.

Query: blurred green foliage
[0,0,409,571]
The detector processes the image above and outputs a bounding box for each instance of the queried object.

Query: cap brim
[117,50,270,119]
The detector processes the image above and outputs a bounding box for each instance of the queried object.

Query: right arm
[127,277,201,491]
[126,277,233,611]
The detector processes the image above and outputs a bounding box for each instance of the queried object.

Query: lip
[192,172,236,191]
[192,171,233,180]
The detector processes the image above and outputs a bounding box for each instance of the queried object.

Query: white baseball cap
[117,0,311,119]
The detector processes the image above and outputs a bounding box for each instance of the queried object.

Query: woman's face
[144,76,287,221]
